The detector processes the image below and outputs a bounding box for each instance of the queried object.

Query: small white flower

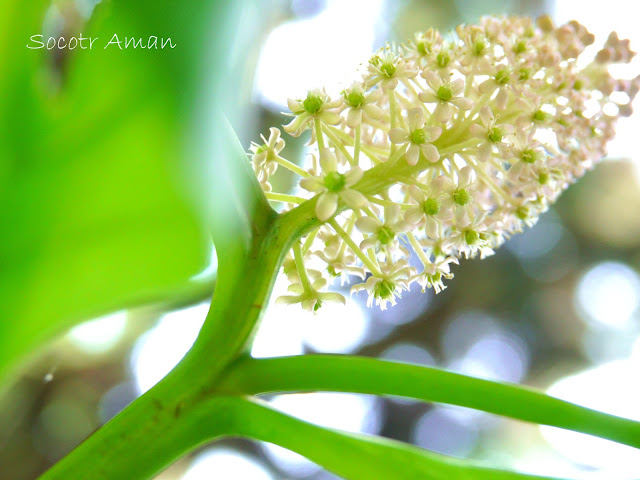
[300,149,367,221]
[405,183,453,238]
[341,84,384,128]
[276,277,346,312]
[355,204,413,250]
[479,66,513,110]
[418,72,473,123]
[507,131,546,181]
[284,89,341,137]
[366,49,418,90]
[432,166,478,227]
[351,260,414,310]
[445,214,494,259]
[412,256,459,293]
[249,127,285,176]
[388,107,441,165]
[469,106,514,162]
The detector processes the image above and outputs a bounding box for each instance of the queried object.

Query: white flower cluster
[249,15,639,311]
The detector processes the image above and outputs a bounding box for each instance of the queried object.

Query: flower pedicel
[249,15,639,311]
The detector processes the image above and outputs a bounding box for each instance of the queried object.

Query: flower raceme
[248,15,639,311]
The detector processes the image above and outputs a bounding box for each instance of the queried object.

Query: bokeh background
[1,1,640,479]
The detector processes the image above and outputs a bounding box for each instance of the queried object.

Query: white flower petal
[319,148,338,172]
[450,79,465,95]
[425,126,442,141]
[433,102,451,123]
[407,107,425,130]
[452,97,474,110]
[432,175,456,194]
[316,192,338,221]
[319,292,346,305]
[300,176,326,193]
[356,216,381,234]
[422,71,442,91]
[340,189,368,209]
[346,108,362,129]
[406,144,420,165]
[320,111,342,125]
[385,204,401,225]
[425,216,440,239]
[389,128,409,144]
[458,165,476,186]
[344,166,364,185]
[418,92,439,104]
[363,104,384,120]
[360,237,378,250]
[405,207,425,225]
[408,184,425,203]
[478,142,492,162]
[420,143,440,163]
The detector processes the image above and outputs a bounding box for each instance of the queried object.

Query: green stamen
[437,52,450,68]
[375,280,395,300]
[346,91,365,108]
[495,68,510,85]
[454,189,471,206]
[533,110,548,122]
[423,198,440,215]
[521,149,539,164]
[436,85,453,102]
[488,127,503,143]
[464,229,479,245]
[376,227,395,245]
[381,62,396,77]
[410,129,427,145]
[303,93,323,114]
[324,171,346,192]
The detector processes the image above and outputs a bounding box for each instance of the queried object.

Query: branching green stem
[220,355,640,450]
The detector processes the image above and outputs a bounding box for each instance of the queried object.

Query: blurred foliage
[0,0,249,388]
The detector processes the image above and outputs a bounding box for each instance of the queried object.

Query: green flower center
[518,68,531,81]
[346,91,365,108]
[538,172,549,185]
[453,188,471,206]
[513,40,527,54]
[436,52,450,68]
[377,226,395,245]
[495,68,510,85]
[423,198,440,216]
[573,79,584,90]
[488,127,504,143]
[303,93,323,114]
[436,85,453,102]
[255,144,269,154]
[473,39,487,55]
[521,149,538,164]
[464,229,479,245]
[324,171,346,192]
[375,280,395,300]
[533,110,548,122]
[327,265,338,277]
[516,206,529,220]
[417,41,428,56]
[381,62,396,77]
[410,129,427,144]
[313,299,322,312]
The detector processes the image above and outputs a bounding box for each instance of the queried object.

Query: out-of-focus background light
[3,1,640,479]
[68,312,128,354]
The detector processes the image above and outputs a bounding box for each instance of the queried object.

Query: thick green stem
[219,355,640,450]
[39,203,320,480]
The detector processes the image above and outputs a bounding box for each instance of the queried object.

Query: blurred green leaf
[0,0,248,386]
